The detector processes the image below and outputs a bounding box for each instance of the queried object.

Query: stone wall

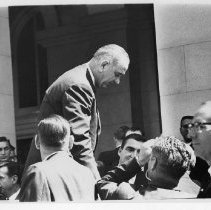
[154,4,211,139]
[0,7,16,147]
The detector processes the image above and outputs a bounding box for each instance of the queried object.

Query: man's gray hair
[196,100,211,121]
[37,114,71,148]
[93,44,129,65]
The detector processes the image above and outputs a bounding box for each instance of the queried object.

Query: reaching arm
[96,157,142,200]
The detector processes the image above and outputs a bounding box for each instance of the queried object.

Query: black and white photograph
[0,0,211,209]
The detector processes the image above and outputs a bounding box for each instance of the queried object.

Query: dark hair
[0,137,9,144]
[180,116,193,127]
[114,126,129,141]
[121,133,147,149]
[37,114,71,148]
[0,162,23,185]
[126,126,144,136]
[0,137,15,151]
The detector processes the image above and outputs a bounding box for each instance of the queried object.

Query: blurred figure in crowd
[0,161,23,200]
[0,137,11,162]
[179,115,210,192]
[97,126,129,176]
[190,101,211,198]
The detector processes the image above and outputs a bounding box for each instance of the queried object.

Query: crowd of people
[0,44,211,201]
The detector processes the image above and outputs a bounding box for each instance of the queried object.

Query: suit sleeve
[62,83,100,180]
[18,165,51,202]
[96,157,142,200]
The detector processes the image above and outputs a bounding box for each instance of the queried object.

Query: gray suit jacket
[25,63,101,180]
[18,151,95,201]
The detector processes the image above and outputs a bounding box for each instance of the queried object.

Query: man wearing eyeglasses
[190,101,211,198]
[179,116,210,193]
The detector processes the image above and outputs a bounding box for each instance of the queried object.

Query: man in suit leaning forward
[18,115,96,201]
[25,44,130,180]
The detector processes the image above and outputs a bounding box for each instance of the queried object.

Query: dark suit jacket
[189,156,211,188]
[97,147,120,176]
[24,63,101,180]
[198,182,211,198]
[96,157,145,200]
[18,151,95,201]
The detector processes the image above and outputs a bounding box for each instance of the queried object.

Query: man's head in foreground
[0,161,23,199]
[35,114,74,160]
[147,136,196,189]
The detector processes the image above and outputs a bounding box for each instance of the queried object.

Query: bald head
[195,101,211,121]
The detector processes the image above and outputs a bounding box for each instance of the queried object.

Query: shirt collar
[86,62,95,86]
[43,151,58,161]
[9,188,20,200]
[43,151,72,161]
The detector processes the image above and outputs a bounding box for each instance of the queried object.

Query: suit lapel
[86,69,96,95]
[85,68,101,151]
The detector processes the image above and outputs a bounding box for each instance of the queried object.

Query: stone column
[0,7,16,148]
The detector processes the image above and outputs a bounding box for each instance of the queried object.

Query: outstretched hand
[136,142,153,166]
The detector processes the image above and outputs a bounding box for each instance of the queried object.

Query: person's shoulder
[70,158,95,181]
[26,161,45,173]
[47,63,89,90]
[22,162,45,182]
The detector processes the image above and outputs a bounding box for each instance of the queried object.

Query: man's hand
[136,142,152,166]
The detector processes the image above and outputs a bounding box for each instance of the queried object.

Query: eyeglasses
[191,122,211,132]
[181,124,194,129]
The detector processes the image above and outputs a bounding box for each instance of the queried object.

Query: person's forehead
[124,138,143,148]
[195,103,211,121]
[0,141,9,148]
[194,110,211,123]
[116,56,129,68]
[0,166,8,175]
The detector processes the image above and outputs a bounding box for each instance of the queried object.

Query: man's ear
[68,135,74,150]
[118,147,122,157]
[11,175,18,185]
[35,135,40,150]
[100,60,109,72]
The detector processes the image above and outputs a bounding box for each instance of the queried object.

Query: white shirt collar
[43,151,72,162]
[43,151,58,162]
[86,62,95,86]
[9,188,20,200]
